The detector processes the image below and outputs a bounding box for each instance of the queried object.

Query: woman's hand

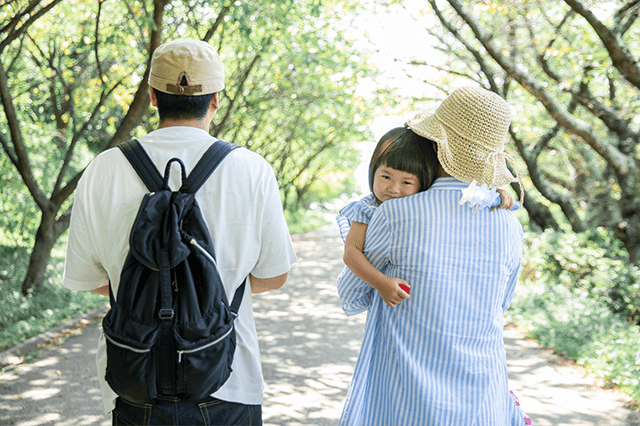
[376,276,411,308]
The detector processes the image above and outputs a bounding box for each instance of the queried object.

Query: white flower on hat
[459,179,499,212]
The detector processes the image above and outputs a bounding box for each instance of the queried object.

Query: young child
[337,125,514,308]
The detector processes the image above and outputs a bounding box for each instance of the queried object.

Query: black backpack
[102,139,245,404]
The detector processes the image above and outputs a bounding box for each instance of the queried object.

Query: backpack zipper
[189,239,218,269]
[177,326,233,362]
[105,333,151,354]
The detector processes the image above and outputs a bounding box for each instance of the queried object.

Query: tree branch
[564,0,640,90]
[446,0,634,176]
[614,0,640,35]
[212,52,264,135]
[94,0,105,83]
[427,0,502,94]
[103,0,167,151]
[0,60,51,210]
[202,3,232,42]
[509,127,587,232]
[0,0,65,53]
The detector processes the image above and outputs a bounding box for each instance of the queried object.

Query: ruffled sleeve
[336,193,378,243]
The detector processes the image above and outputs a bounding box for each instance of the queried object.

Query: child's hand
[493,188,514,211]
[377,277,411,308]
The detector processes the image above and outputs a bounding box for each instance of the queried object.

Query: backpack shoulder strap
[229,279,246,318]
[118,140,164,192]
[182,140,240,194]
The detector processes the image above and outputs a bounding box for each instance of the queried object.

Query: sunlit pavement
[1,224,639,425]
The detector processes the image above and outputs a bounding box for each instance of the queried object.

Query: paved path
[1,224,639,425]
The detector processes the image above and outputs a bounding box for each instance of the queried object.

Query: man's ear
[150,87,158,107]
[211,92,220,111]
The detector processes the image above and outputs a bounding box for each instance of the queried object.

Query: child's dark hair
[368,127,439,193]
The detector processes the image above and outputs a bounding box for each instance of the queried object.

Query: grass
[0,243,106,351]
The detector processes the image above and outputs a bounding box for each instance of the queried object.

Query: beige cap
[149,39,225,96]
[406,86,520,188]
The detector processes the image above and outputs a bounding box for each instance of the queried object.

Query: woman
[337,86,531,425]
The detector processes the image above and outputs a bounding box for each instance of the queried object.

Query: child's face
[373,165,420,204]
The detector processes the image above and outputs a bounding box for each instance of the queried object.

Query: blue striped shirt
[337,177,526,426]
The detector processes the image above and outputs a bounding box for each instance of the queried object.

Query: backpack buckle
[158,309,174,320]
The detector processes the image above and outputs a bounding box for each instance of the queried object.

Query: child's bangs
[382,142,425,178]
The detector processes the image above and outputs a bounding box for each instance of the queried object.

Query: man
[337,87,530,425]
[63,39,297,424]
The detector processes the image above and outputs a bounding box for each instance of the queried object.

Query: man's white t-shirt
[62,127,297,413]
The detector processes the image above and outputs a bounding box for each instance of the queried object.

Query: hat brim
[408,113,517,187]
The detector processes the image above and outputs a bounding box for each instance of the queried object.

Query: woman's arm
[343,222,410,308]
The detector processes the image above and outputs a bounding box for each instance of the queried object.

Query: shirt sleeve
[336,204,392,316]
[248,160,297,279]
[501,219,524,313]
[336,194,377,243]
[62,162,109,291]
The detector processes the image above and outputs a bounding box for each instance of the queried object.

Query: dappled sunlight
[504,325,637,425]
[15,414,60,426]
[0,321,110,425]
[21,387,61,400]
[256,225,366,425]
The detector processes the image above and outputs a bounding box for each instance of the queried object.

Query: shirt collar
[429,177,468,191]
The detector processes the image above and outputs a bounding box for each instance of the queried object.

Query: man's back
[64,126,297,413]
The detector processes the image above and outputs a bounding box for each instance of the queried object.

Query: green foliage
[2,0,374,294]
[0,243,105,351]
[522,228,640,324]
[284,209,334,235]
[507,229,640,401]
[507,277,640,401]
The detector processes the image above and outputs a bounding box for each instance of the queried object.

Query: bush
[284,208,334,235]
[507,278,640,401]
[0,245,106,351]
[521,228,640,324]
[507,228,640,401]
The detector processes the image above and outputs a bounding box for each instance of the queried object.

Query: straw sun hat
[406,86,521,190]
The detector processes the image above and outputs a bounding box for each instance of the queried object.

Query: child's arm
[493,188,514,211]
[343,222,410,308]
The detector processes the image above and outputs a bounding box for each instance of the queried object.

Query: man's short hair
[154,77,216,121]
[149,39,223,121]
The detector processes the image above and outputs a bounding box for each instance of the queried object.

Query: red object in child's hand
[399,284,410,294]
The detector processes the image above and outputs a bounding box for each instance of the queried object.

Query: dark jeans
[112,396,262,426]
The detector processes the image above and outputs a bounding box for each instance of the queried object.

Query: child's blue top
[336,193,378,243]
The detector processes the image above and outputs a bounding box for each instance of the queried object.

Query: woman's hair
[368,127,439,193]
[154,76,216,121]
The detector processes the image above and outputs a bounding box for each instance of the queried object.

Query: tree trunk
[20,207,71,296]
[21,215,56,296]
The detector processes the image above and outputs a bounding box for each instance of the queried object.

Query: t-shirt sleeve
[247,161,297,279]
[336,194,377,243]
[62,162,109,291]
